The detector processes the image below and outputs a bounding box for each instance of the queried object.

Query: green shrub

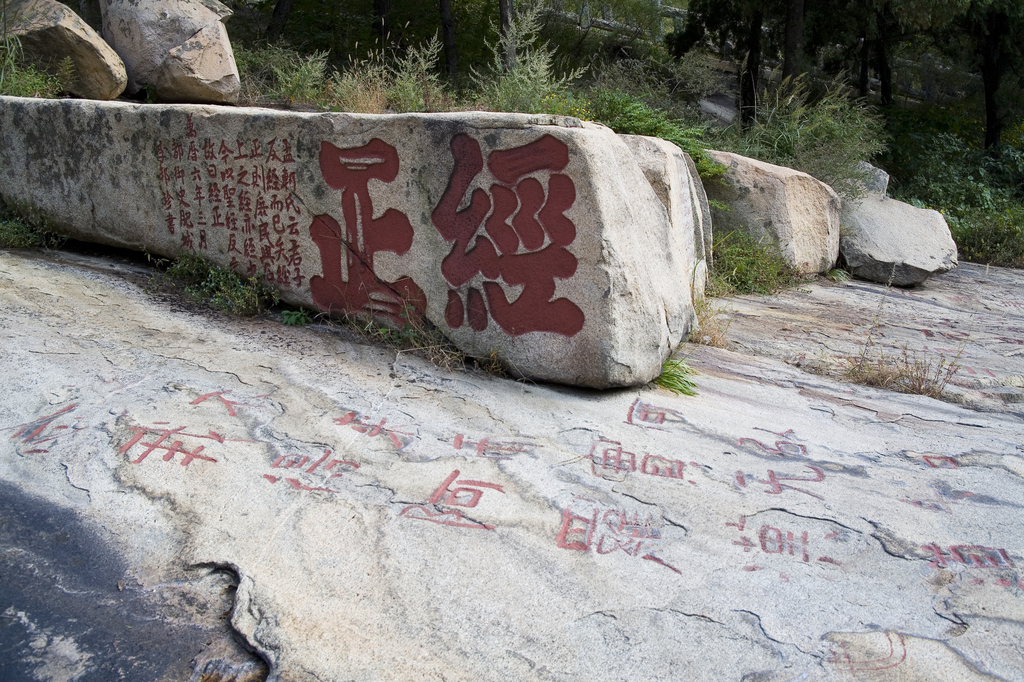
[0,61,62,98]
[713,75,887,199]
[654,357,698,396]
[471,5,583,114]
[708,230,803,296]
[586,87,723,181]
[234,44,328,106]
[156,254,279,316]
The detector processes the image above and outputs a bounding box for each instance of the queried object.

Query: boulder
[840,195,958,286]
[0,98,697,388]
[98,0,239,104]
[621,134,710,301]
[706,150,841,275]
[8,0,126,100]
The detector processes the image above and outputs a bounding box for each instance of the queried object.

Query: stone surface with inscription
[0,96,698,388]
[707,149,841,275]
[98,0,239,104]
[2,245,1024,681]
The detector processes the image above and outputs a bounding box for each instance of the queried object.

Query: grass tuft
[152,253,279,316]
[691,297,731,348]
[654,357,698,396]
[841,340,962,399]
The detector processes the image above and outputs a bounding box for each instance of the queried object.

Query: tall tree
[440,0,458,81]
[782,0,805,80]
[962,0,1024,147]
[266,0,296,39]
[500,0,515,70]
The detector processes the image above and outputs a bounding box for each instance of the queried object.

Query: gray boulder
[99,0,239,104]
[840,195,958,286]
[706,150,840,275]
[621,134,709,302]
[9,0,126,100]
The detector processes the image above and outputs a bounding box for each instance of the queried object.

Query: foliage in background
[711,75,887,199]
[471,5,583,115]
[706,230,803,297]
[153,254,279,316]
[883,104,1024,267]
[586,87,722,180]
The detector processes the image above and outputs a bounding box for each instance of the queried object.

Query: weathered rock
[840,195,958,286]
[707,150,841,274]
[0,97,697,388]
[621,134,709,301]
[8,0,126,100]
[98,0,239,104]
[3,246,1024,681]
[857,160,889,197]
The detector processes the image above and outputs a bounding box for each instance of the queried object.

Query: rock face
[0,98,699,388]
[840,164,958,286]
[8,0,127,100]
[3,246,1024,681]
[98,0,239,104]
[621,135,709,301]
[707,150,841,274]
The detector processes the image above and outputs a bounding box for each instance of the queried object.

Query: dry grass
[691,296,731,348]
[841,339,963,399]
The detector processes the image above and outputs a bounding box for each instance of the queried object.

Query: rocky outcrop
[0,98,700,388]
[706,150,841,274]
[621,134,710,302]
[98,0,239,104]
[8,0,126,100]
[838,162,957,286]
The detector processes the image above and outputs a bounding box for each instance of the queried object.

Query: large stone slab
[99,0,239,104]
[9,0,127,100]
[707,150,841,274]
[2,246,1023,681]
[0,97,697,388]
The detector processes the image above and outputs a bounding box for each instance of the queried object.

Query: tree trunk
[876,5,893,106]
[858,28,870,98]
[440,0,458,83]
[373,0,391,47]
[266,0,296,39]
[979,16,1008,148]
[740,10,763,125]
[782,0,804,81]
[500,0,516,71]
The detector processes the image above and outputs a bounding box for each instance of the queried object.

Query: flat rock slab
[722,263,1024,414]
[2,248,1023,681]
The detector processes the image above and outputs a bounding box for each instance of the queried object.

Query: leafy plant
[654,357,698,396]
[282,308,314,326]
[707,230,803,296]
[154,254,279,316]
[713,74,887,199]
[0,200,63,248]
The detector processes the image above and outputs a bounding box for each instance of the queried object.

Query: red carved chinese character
[555,497,677,571]
[453,434,534,459]
[309,139,426,325]
[118,426,218,466]
[400,469,504,530]
[625,399,690,430]
[738,428,807,458]
[431,133,584,336]
[7,404,80,454]
[333,410,415,449]
[589,437,636,477]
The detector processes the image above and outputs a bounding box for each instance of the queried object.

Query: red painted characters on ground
[333,409,416,449]
[6,403,83,455]
[734,465,826,500]
[400,469,505,530]
[118,424,221,467]
[263,449,359,494]
[453,433,535,460]
[156,116,303,288]
[309,139,426,325]
[726,515,842,571]
[922,543,1016,569]
[556,496,680,573]
[588,437,697,485]
[624,399,691,431]
[432,134,584,337]
[738,428,807,458]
